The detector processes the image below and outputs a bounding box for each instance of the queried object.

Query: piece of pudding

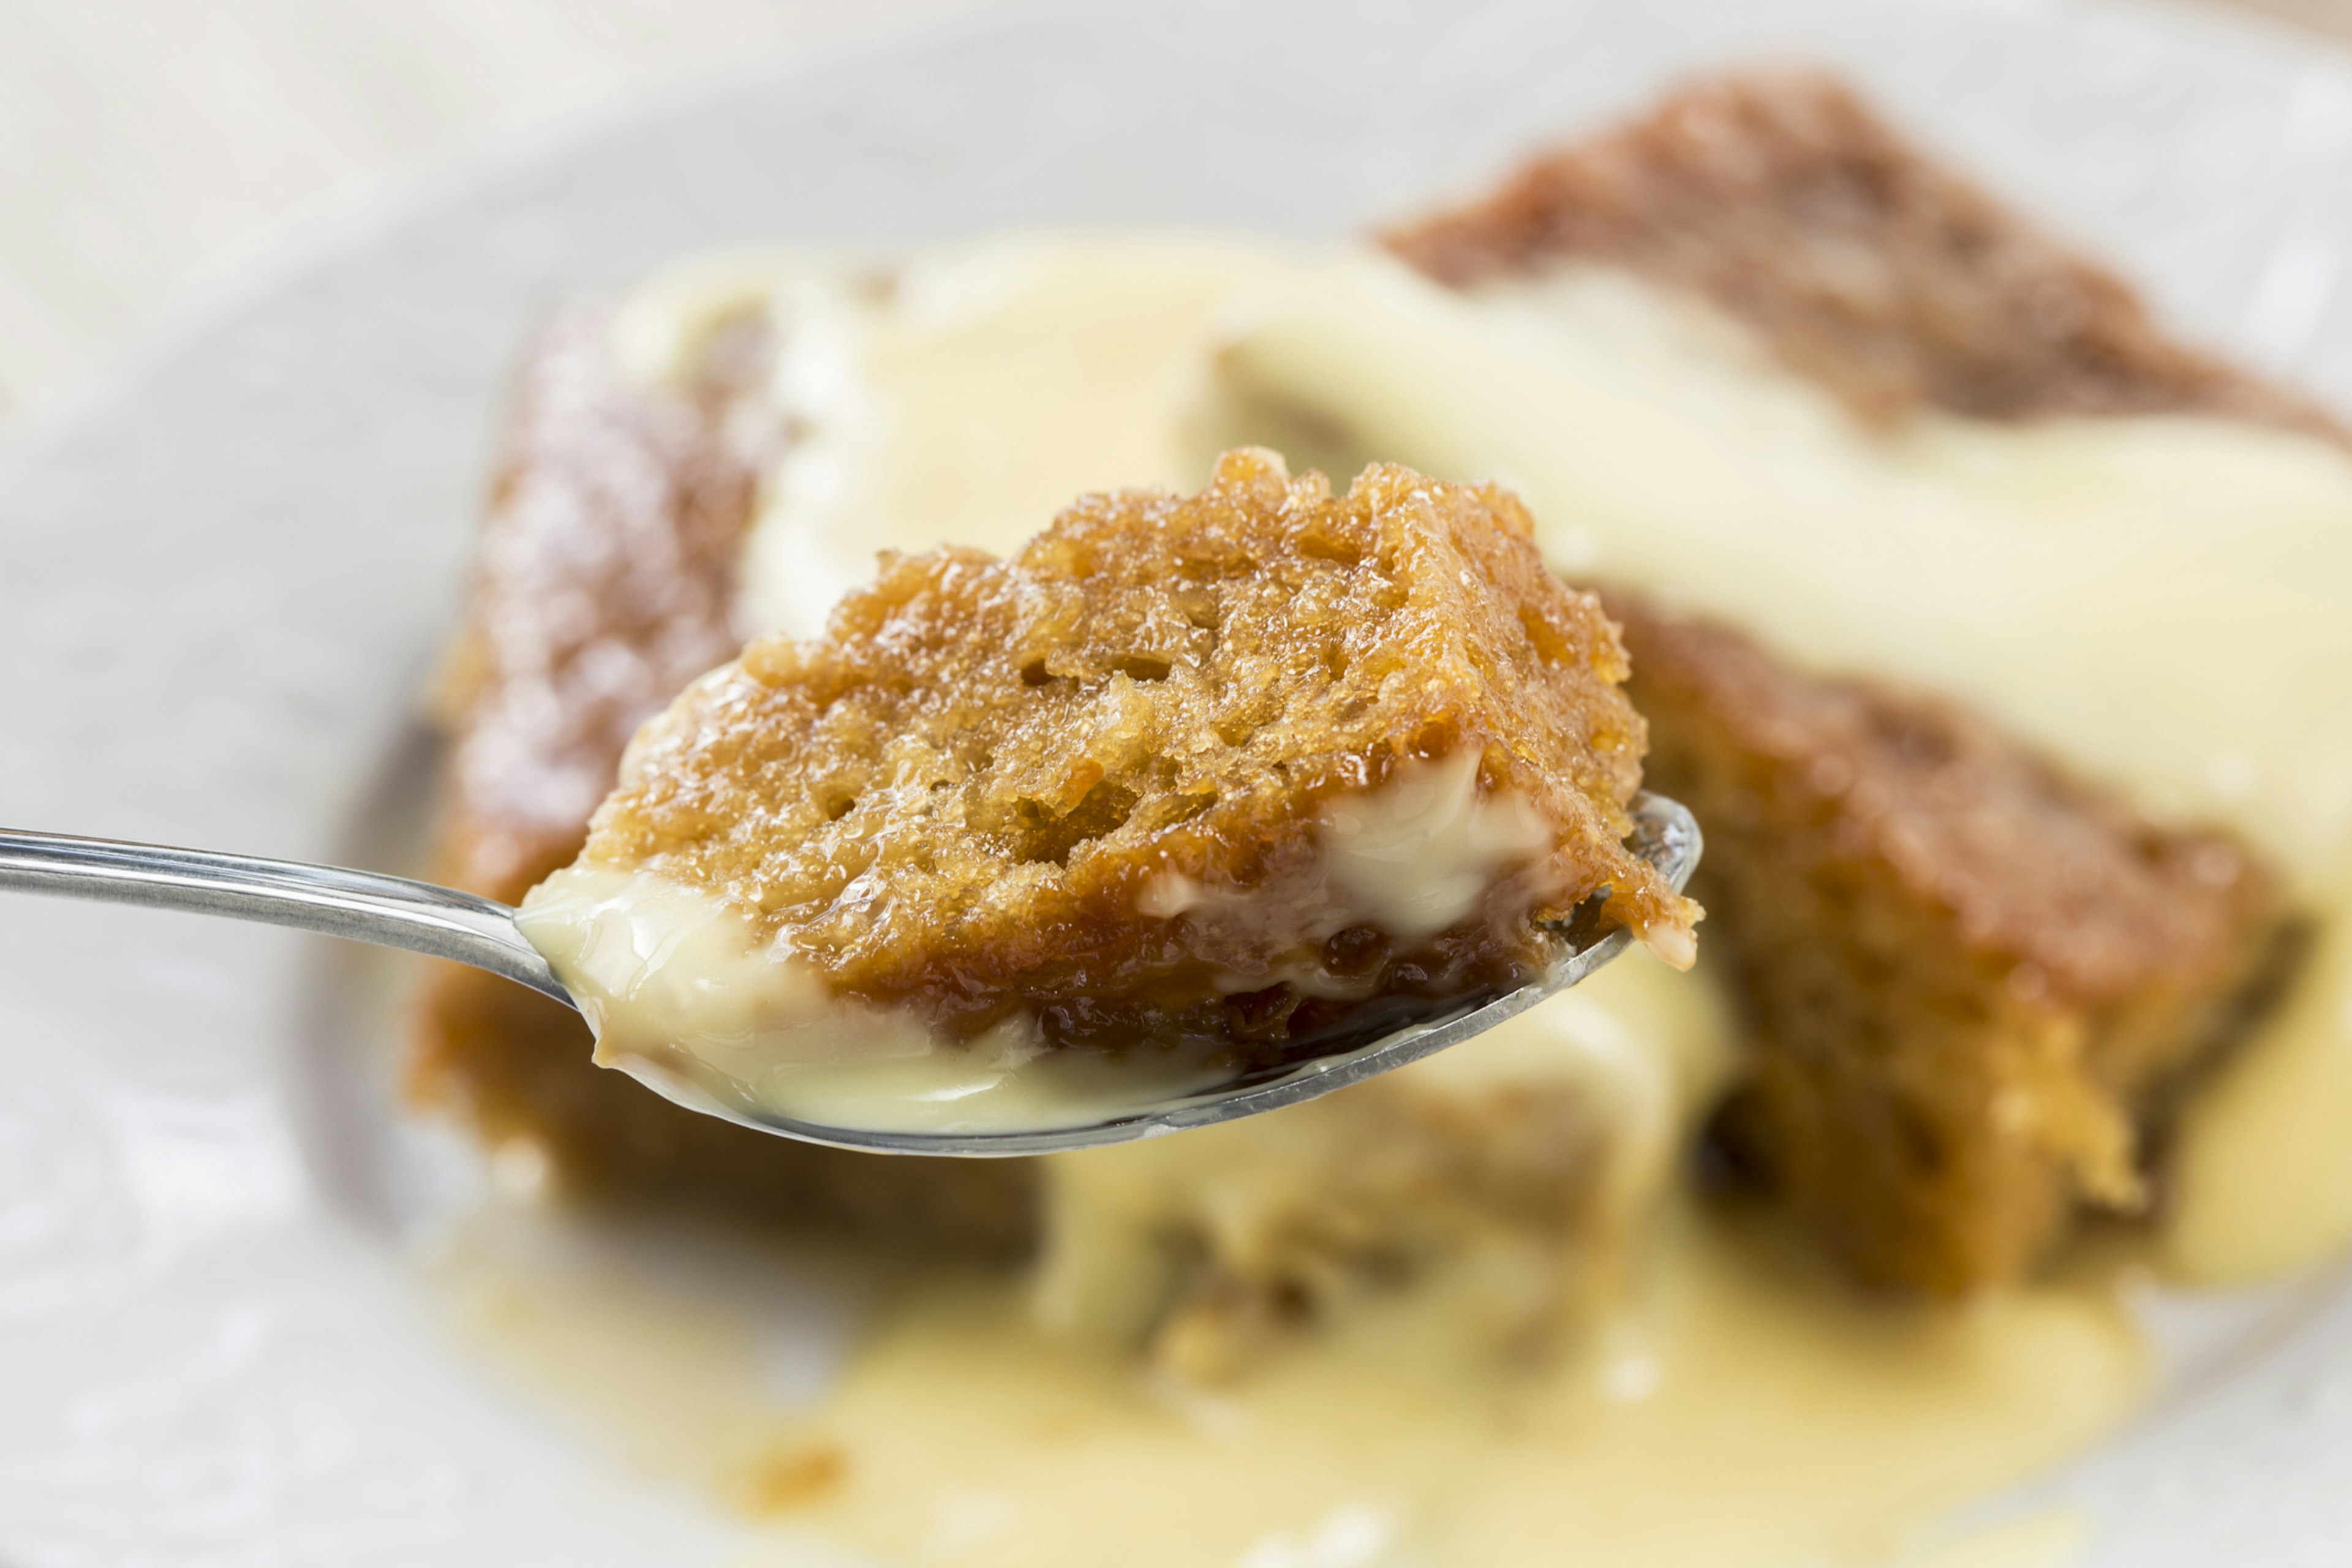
[1199,72,2329,1291]
[516,448,1697,1134]
[1611,597,2295,1292]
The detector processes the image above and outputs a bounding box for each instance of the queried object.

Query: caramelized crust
[1386,71,2339,435]
[1613,597,2294,1292]
[575,450,1694,1053]
[410,304,1035,1254]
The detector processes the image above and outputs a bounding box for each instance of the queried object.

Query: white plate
[5,0,2352,1560]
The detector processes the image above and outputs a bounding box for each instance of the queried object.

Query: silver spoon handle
[0,827,571,1005]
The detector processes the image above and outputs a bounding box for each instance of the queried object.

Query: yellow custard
[433,1190,2142,1568]
[775,1207,2138,1568]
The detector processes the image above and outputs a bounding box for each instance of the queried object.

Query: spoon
[0,793,1698,1157]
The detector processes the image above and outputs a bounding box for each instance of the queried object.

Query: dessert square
[1613,597,2294,1292]
[518,450,1696,1119]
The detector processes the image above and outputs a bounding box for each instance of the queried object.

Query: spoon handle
[0,827,571,1005]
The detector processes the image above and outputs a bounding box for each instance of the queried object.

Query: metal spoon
[0,793,1698,1157]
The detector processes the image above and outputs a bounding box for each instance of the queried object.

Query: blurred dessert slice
[1200,69,2328,1291]
[518,450,1696,1126]
[1613,598,2294,1293]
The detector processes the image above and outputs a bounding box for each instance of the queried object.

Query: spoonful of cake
[0,452,1699,1156]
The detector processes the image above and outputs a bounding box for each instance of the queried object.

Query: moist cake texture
[1613,597,2294,1293]
[530,448,1695,1091]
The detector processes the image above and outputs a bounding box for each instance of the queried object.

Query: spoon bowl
[0,793,1698,1156]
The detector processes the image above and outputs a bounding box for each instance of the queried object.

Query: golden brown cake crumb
[547,450,1695,1070]
[1612,596,2296,1292]
[1385,70,2340,436]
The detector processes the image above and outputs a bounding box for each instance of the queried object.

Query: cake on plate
[412,69,2309,1317]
